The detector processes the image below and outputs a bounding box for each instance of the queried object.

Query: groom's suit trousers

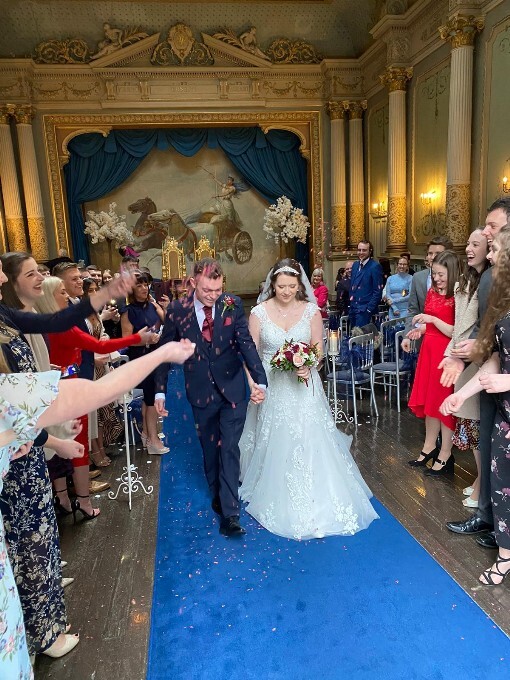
[192,393,248,518]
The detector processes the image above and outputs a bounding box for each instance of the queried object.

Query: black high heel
[54,491,73,517]
[71,495,100,524]
[479,554,510,586]
[424,454,455,476]
[408,447,438,467]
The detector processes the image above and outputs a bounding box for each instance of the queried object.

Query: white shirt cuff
[155,393,165,401]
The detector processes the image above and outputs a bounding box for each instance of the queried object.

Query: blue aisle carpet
[147,369,510,680]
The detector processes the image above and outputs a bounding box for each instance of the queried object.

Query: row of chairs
[323,316,416,427]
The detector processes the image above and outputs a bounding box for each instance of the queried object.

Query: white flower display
[84,202,134,245]
[262,196,309,245]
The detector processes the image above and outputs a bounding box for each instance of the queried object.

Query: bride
[239,258,378,540]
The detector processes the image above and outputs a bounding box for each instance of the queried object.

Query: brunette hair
[52,261,79,277]
[472,225,510,363]
[267,258,308,302]
[0,252,32,309]
[487,196,510,219]
[427,235,453,250]
[431,250,460,298]
[193,258,223,280]
[457,228,489,300]
[82,278,99,297]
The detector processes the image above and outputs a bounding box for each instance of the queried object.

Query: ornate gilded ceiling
[0,0,386,60]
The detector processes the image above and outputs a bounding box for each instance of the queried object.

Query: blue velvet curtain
[64,127,309,268]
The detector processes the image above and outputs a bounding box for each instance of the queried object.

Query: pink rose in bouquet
[270,339,320,386]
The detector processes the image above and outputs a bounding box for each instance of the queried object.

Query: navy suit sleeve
[233,303,267,387]
[154,303,179,395]
[0,298,95,334]
[366,263,384,314]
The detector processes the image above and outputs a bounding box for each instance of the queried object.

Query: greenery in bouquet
[262,196,309,244]
[84,202,134,245]
[270,339,320,385]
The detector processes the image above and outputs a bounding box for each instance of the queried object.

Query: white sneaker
[462,486,474,496]
[462,496,479,508]
[62,577,74,588]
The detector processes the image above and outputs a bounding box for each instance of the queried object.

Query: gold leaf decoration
[34,38,90,64]
[265,38,322,65]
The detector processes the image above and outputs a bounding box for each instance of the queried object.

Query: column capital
[439,14,484,49]
[13,105,36,125]
[342,100,367,119]
[0,104,16,125]
[380,66,413,92]
[326,101,346,121]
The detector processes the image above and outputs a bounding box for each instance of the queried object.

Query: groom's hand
[250,384,266,404]
[154,398,168,417]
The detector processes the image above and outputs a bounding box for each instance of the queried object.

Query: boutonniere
[221,295,235,317]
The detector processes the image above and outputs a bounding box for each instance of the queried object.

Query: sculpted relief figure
[90,22,149,61]
[239,27,271,61]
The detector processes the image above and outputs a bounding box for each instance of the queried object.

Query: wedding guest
[442,199,510,548]
[400,252,415,275]
[407,250,460,475]
[37,262,50,277]
[441,229,489,508]
[383,257,413,319]
[349,241,384,327]
[239,258,378,539]
[102,269,113,285]
[440,227,510,585]
[121,271,166,455]
[335,261,353,316]
[402,236,453,352]
[311,267,329,318]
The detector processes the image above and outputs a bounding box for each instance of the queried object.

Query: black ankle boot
[425,454,455,476]
[408,447,438,467]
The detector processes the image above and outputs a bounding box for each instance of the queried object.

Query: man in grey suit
[402,236,453,352]
[442,197,510,548]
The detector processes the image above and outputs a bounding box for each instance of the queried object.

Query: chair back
[194,235,216,261]
[379,317,408,362]
[348,332,375,371]
[339,315,350,341]
[161,237,186,280]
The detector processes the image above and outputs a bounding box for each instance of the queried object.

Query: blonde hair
[33,276,64,315]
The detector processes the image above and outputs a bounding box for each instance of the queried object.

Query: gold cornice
[43,111,322,262]
[326,101,345,120]
[380,66,413,92]
[439,15,484,49]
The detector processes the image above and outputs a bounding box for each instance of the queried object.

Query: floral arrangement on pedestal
[262,196,309,245]
[84,203,133,245]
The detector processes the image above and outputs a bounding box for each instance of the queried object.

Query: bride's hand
[296,366,311,380]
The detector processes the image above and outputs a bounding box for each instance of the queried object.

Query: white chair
[373,327,415,412]
[326,332,379,427]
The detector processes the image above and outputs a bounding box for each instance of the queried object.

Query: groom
[155,258,267,537]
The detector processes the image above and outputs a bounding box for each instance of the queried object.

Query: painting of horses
[84,146,279,294]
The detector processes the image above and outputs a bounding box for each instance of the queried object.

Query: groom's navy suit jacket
[155,292,267,407]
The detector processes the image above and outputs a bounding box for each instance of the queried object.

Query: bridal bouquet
[84,202,133,245]
[270,339,320,386]
[262,196,309,244]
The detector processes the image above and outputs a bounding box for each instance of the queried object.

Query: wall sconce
[371,200,387,217]
[502,176,509,193]
[420,190,437,206]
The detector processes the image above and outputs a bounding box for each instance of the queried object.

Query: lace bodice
[251,302,318,365]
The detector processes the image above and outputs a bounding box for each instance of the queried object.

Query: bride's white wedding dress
[239,302,378,540]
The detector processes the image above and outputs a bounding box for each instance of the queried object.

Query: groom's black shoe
[211,497,222,516]
[476,531,498,549]
[220,516,246,537]
[446,516,493,535]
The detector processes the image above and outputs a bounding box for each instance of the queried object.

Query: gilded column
[380,67,412,254]
[344,100,367,247]
[14,105,49,260]
[0,105,27,251]
[327,102,347,252]
[439,15,484,246]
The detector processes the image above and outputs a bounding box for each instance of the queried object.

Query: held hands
[250,384,266,404]
[479,372,510,394]
[438,356,465,387]
[440,393,465,416]
[11,441,34,461]
[450,338,476,360]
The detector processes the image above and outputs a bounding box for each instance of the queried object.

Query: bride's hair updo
[267,258,309,301]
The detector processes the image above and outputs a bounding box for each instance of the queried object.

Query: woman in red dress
[408,251,461,475]
[312,268,329,319]
[35,276,158,520]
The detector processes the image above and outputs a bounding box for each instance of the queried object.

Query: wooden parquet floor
[35,389,510,679]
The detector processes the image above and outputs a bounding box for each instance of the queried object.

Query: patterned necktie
[202,305,214,342]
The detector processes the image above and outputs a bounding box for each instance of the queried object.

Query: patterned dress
[0,370,60,680]
[492,313,510,550]
[0,332,66,655]
[239,302,378,540]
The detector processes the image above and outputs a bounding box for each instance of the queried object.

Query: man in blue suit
[155,259,267,537]
[348,240,384,327]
